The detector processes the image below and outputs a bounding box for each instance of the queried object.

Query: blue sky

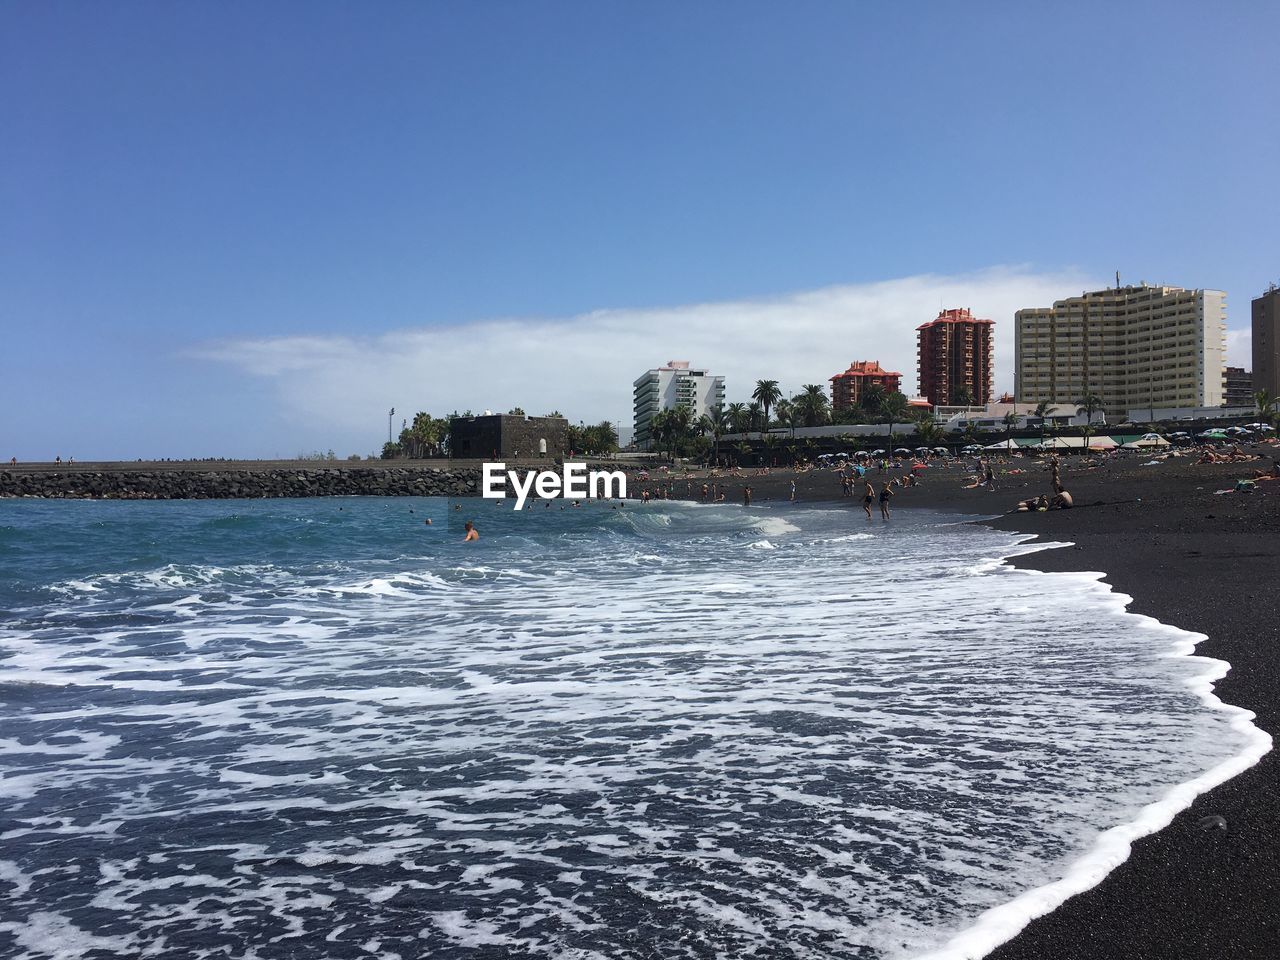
[3,1,1277,459]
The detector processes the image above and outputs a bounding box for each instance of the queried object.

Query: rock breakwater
[0,467,481,500]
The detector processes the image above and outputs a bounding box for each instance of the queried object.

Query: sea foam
[0,497,1264,960]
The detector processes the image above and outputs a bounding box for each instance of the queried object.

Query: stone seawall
[0,467,482,500]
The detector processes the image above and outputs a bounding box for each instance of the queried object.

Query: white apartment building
[1015,284,1226,416]
[632,361,725,450]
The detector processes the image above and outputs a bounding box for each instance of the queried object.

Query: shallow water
[0,497,1256,959]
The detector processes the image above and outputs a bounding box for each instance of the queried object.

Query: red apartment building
[830,360,902,413]
[916,308,994,406]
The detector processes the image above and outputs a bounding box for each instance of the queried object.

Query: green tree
[774,398,796,439]
[1033,400,1052,443]
[914,415,943,447]
[953,386,975,407]
[590,421,619,454]
[508,407,526,416]
[796,384,831,427]
[726,402,750,434]
[1003,411,1020,444]
[860,383,886,416]
[748,401,764,435]
[1255,390,1277,426]
[381,441,402,459]
[880,392,909,451]
[698,406,727,464]
[1076,393,1104,449]
[651,405,694,459]
[752,380,783,435]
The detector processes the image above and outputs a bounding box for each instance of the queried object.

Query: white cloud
[1224,326,1251,368]
[195,265,1113,450]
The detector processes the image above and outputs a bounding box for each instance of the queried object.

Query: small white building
[633,361,725,450]
[936,402,1098,432]
[1126,405,1257,423]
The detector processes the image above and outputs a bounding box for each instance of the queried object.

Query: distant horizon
[4,2,1276,460]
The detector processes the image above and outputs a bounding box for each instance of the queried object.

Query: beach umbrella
[1122,437,1169,449]
[870,448,886,456]
[893,447,911,456]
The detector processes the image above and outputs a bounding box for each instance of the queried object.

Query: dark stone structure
[0,466,480,500]
[448,415,569,460]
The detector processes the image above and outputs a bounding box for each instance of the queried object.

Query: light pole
[388,407,395,445]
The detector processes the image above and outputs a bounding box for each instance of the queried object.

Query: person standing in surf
[879,481,893,519]
[863,478,875,519]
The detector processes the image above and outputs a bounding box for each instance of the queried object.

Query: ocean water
[0,497,1265,960]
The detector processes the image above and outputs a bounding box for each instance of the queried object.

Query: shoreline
[620,454,1279,958]
[744,453,1279,959]
[920,533,1272,960]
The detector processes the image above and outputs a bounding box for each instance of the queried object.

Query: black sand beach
[713,452,1280,958]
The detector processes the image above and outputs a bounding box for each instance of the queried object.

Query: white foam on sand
[914,540,1273,960]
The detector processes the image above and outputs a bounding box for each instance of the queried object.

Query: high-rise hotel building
[916,308,994,406]
[1253,284,1280,397]
[1015,284,1226,416]
[632,361,725,450]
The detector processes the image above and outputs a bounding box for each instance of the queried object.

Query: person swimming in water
[463,521,479,542]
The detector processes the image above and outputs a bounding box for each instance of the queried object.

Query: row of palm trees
[650,383,1277,463]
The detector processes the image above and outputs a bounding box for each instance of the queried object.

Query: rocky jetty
[0,466,481,500]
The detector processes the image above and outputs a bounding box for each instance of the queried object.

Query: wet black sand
[710,452,1280,958]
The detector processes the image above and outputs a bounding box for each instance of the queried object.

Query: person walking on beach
[863,478,875,519]
[879,481,893,519]
[983,459,996,491]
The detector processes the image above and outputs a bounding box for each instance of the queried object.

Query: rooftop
[917,307,994,330]
[831,360,901,379]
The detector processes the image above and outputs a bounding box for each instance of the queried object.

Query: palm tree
[667,404,693,459]
[797,384,831,427]
[1255,390,1276,427]
[774,398,796,439]
[915,415,943,447]
[953,386,975,408]
[748,401,764,436]
[1002,411,1020,450]
[699,405,727,465]
[752,380,783,436]
[1076,393,1104,451]
[726,402,750,435]
[881,392,908,454]
[1076,393,1104,423]
[860,383,886,416]
[1033,400,1051,444]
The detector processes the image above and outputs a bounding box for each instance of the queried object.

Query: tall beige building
[1015,284,1226,416]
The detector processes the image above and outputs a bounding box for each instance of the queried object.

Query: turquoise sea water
[0,497,1257,959]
